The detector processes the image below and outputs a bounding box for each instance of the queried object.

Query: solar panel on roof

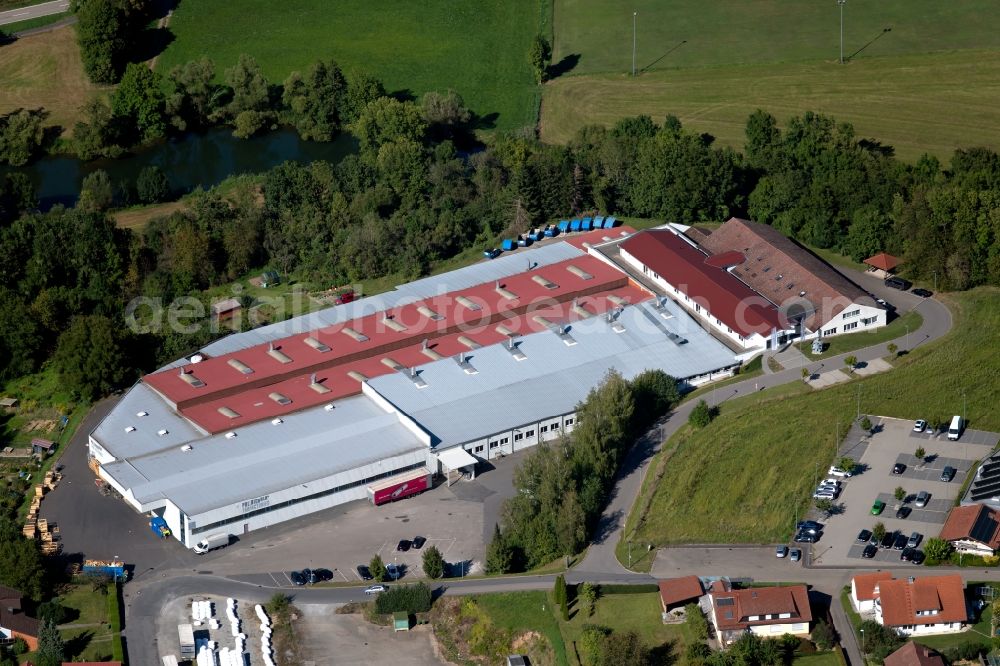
[970,509,999,543]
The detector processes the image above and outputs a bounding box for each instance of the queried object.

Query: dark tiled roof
[940,504,1000,550]
[700,218,874,331]
[711,585,812,632]
[0,607,38,638]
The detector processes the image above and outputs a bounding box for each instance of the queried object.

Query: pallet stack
[22,469,63,553]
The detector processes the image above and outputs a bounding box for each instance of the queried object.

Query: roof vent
[799,291,806,297]
[136,411,148,418]
[381,357,405,372]
[341,326,369,343]
[347,370,368,383]
[531,275,558,290]
[506,337,528,362]
[495,283,518,301]
[495,324,516,337]
[157,429,169,436]
[454,354,478,375]
[309,373,331,394]
[554,325,577,346]
[271,418,283,425]
[227,359,254,375]
[382,315,407,332]
[407,367,428,389]
[178,368,205,388]
[218,406,240,419]
[455,296,482,311]
[225,431,237,439]
[305,336,331,352]
[190,354,204,363]
[324,403,335,411]
[181,444,192,451]
[416,305,444,321]
[267,343,292,364]
[124,426,136,433]
[457,335,481,350]
[571,298,591,319]
[268,392,291,405]
[566,265,593,280]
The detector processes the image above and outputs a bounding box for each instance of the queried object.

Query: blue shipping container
[544,225,558,237]
[558,220,570,232]
[581,217,593,231]
[594,216,605,227]
[570,219,581,231]
[605,216,617,228]
[501,239,517,251]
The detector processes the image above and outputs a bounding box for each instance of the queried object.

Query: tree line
[485,369,680,572]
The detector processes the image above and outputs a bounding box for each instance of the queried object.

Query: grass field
[626,288,1000,545]
[1,11,69,34]
[56,581,121,662]
[541,49,1000,162]
[812,310,922,359]
[476,592,568,665]
[544,0,1000,160]
[157,0,546,132]
[0,24,101,135]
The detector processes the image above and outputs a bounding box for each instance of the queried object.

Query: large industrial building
[91,220,879,549]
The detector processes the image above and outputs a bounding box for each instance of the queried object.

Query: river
[4,127,358,209]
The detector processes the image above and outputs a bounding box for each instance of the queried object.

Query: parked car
[900,547,916,562]
[301,568,313,584]
[871,500,886,515]
[940,466,956,482]
[892,462,906,475]
[289,571,306,586]
[857,529,873,543]
[798,520,824,532]
[483,248,501,259]
[790,549,801,562]
[794,532,819,544]
[885,276,911,290]
[776,545,789,558]
[893,533,909,550]
[862,544,878,559]
[799,524,822,535]
[813,490,837,500]
[312,568,333,582]
[386,563,400,580]
[913,419,927,433]
[911,550,925,565]
[875,298,895,312]
[364,584,387,595]
[397,539,412,552]
[412,536,427,549]
[896,506,912,519]
[881,531,897,549]
[912,288,933,298]
[829,465,854,478]
[907,532,922,548]
[915,491,930,508]
[356,565,372,581]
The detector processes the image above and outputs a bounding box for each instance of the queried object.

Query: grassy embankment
[157,0,546,132]
[543,0,1000,161]
[623,288,1000,549]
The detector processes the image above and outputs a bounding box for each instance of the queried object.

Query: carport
[436,447,478,485]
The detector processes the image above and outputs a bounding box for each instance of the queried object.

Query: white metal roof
[368,298,737,447]
[436,447,478,470]
[101,394,427,516]
[91,383,205,459]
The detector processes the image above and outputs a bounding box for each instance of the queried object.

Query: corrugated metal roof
[368,299,737,446]
[102,394,427,516]
[90,383,205,459]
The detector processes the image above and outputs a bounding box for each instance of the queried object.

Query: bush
[597,584,659,595]
[684,603,708,641]
[136,165,171,204]
[373,582,432,615]
[37,600,68,625]
[422,545,444,579]
[579,624,612,666]
[811,618,835,650]
[689,399,713,428]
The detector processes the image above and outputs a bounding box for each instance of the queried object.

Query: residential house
[658,575,705,613]
[873,575,968,636]
[0,585,39,651]
[708,580,812,645]
[850,572,894,613]
[939,504,1000,556]
[883,641,944,666]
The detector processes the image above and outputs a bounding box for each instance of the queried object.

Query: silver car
[915,491,930,508]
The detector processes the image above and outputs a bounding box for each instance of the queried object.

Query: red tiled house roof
[939,504,1000,551]
[697,217,875,331]
[884,642,944,666]
[658,576,704,610]
[711,585,812,633]
[852,572,893,601]
[877,575,967,628]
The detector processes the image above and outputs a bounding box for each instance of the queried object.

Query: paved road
[0,0,68,26]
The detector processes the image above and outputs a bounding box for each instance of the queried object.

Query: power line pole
[838,0,847,64]
[632,11,638,76]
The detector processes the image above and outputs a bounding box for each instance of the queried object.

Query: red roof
[939,504,1000,550]
[864,252,902,272]
[561,225,637,250]
[620,229,784,338]
[710,585,812,633]
[658,576,704,609]
[853,572,893,601]
[145,251,651,432]
[876,575,967,628]
[884,642,944,666]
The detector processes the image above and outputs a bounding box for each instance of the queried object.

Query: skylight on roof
[531,275,558,290]
[455,295,482,311]
[416,305,444,321]
[304,336,331,352]
[227,359,254,375]
[268,392,291,405]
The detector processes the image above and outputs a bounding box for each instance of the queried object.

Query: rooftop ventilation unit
[227,359,254,375]
[553,325,577,346]
[308,373,331,394]
[225,431,237,439]
[124,426,136,433]
[341,326,369,343]
[218,406,240,419]
[157,429,169,436]
[324,403,335,411]
[454,353,478,375]
[495,324,516,337]
[347,370,368,383]
[271,418,283,425]
[531,275,558,290]
[267,343,292,364]
[381,357,404,372]
[455,296,482,311]
[417,305,444,321]
[457,335,481,350]
[506,336,527,361]
[136,410,148,418]
[189,353,204,363]
[532,315,553,328]
[571,298,591,319]
[566,265,593,280]
[268,392,291,406]
[382,315,407,332]
[304,336,331,352]
[406,366,428,389]
[181,444,192,451]
[421,341,443,361]
[607,294,627,307]
[178,368,205,388]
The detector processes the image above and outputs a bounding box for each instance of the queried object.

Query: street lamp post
[963,390,967,423]
[905,324,909,350]
[632,11,638,76]
[860,628,865,660]
[838,0,847,64]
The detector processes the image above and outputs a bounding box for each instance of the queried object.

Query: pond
[3,127,358,209]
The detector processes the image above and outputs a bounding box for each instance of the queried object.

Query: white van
[948,415,963,441]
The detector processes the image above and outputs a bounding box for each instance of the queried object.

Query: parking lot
[812,417,998,567]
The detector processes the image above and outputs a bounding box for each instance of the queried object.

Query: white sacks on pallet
[254,604,270,624]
